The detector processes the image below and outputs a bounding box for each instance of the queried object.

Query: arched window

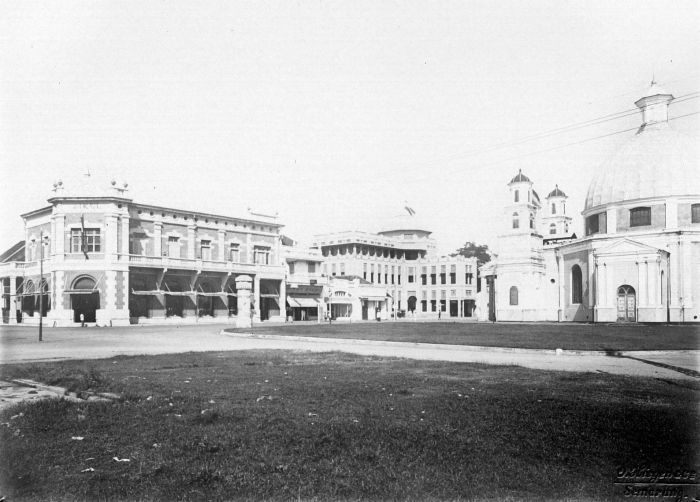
[529,213,535,229]
[549,223,556,234]
[509,286,518,306]
[512,213,519,229]
[551,203,556,215]
[514,190,519,203]
[571,265,582,304]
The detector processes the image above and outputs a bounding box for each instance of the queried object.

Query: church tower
[541,185,572,238]
[505,169,540,234]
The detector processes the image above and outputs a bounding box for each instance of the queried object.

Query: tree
[451,242,492,293]
[451,242,491,266]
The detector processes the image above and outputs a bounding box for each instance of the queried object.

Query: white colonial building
[1,175,287,326]
[480,81,700,324]
[312,216,478,321]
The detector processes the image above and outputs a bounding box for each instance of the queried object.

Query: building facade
[480,82,700,323]
[312,219,478,320]
[1,177,287,326]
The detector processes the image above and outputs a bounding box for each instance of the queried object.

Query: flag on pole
[404,205,415,216]
[80,214,89,259]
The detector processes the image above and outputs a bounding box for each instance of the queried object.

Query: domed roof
[547,185,567,198]
[377,213,432,235]
[584,84,700,212]
[509,169,531,184]
[585,124,699,211]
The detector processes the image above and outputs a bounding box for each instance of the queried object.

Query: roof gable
[594,238,666,257]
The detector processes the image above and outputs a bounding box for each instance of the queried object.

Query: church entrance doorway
[616,285,636,322]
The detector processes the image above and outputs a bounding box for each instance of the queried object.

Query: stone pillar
[253,275,261,322]
[54,214,65,261]
[218,230,225,261]
[601,262,608,306]
[682,239,693,309]
[187,225,196,259]
[606,208,617,234]
[105,214,119,259]
[279,279,286,320]
[9,276,19,324]
[665,197,678,229]
[235,275,253,328]
[638,260,648,307]
[648,258,658,306]
[154,222,162,257]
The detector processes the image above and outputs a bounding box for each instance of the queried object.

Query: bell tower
[541,185,572,237]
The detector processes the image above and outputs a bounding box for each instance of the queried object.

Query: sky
[1,0,699,255]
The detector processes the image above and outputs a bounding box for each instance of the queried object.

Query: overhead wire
[383,93,699,185]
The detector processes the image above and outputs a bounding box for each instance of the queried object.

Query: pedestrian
[438,309,441,320]
[80,312,85,327]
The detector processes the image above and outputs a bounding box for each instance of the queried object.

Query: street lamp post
[38,230,44,342]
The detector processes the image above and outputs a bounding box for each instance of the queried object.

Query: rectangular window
[332,264,337,276]
[586,214,600,235]
[630,207,651,227]
[229,243,239,262]
[421,274,427,285]
[200,240,211,261]
[253,246,271,265]
[421,300,427,312]
[450,289,456,297]
[308,262,316,273]
[692,204,700,223]
[440,299,447,312]
[408,267,415,283]
[465,273,473,285]
[440,273,446,284]
[450,273,456,284]
[430,300,436,312]
[440,290,446,300]
[430,274,436,285]
[288,262,295,275]
[363,263,367,280]
[72,228,101,253]
[341,263,346,276]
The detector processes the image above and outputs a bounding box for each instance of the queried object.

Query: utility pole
[39,230,43,342]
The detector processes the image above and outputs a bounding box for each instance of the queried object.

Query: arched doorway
[407,296,417,313]
[72,276,99,323]
[616,285,636,322]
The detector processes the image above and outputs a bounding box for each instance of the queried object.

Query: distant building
[312,215,478,320]
[480,82,700,323]
[1,176,286,326]
[283,238,325,321]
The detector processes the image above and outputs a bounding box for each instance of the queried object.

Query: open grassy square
[228,321,700,351]
[1,349,697,501]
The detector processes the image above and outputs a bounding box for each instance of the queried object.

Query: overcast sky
[1,0,698,254]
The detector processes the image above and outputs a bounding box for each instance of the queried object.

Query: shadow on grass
[604,348,700,378]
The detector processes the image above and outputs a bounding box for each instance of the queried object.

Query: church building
[480,81,700,323]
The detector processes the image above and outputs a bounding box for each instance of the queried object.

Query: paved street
[1,324,698,380]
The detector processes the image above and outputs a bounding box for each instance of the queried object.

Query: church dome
[547,185,566,198]
[509,169,531,184]
[584,83,700,212]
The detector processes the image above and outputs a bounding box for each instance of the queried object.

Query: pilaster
[154,222,162,257]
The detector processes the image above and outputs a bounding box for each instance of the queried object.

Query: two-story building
[0,175,287,326]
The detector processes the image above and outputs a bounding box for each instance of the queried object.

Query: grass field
[1,350,698,501]
[227,322,700,351]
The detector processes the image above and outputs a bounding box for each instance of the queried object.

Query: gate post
[235,275,253,328]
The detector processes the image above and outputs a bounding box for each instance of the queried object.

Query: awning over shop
[131,289,164,296]
[63,289,99,295]
[327,297,353,304]
[287,296,319,308]
[260,293,279,298]
[361,296,388,302]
